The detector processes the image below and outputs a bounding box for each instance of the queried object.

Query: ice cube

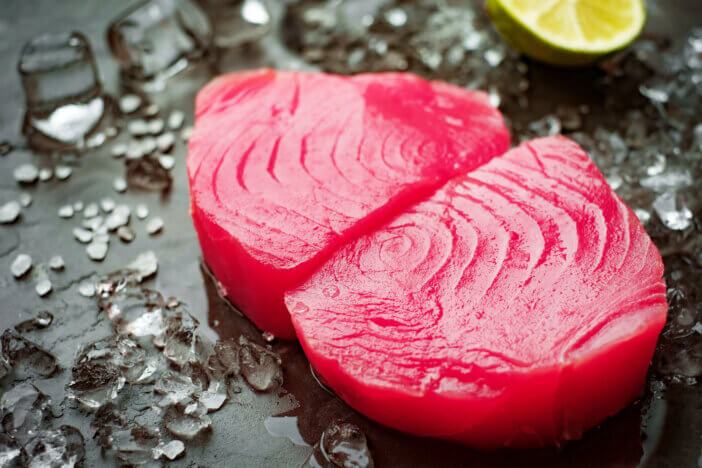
[152,440,185,460]
[238,335,282,392]
[108,0,213,92]
[98,282,166,337]
[19,32,116,152]
[66,338,127,409]
[200,380,227,412]
[652,191,693,231]
[1,329,58,378]
[155,370,201,405]
[304,421,374,468]
[161,311,205,367]
[163,401,211,439]
[0,433,27,466]
[92,403,161,466]
[24,426,86,468]
[0,383,52,445]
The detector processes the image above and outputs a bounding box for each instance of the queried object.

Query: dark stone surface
[0,1,700,467]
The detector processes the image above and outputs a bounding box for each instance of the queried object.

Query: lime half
[486,0,646,66]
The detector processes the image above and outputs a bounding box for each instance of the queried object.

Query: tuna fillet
[285,136,668,448]
[187,69,510,338]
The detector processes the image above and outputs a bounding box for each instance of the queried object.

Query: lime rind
[486,0,646,66]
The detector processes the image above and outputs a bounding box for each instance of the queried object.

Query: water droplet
[119,94,142,114]
[58,204,74,219]
[113,177,127,193]
[100,197,115,213]
[35,278,52,297]
[484,48,504,67]
[292,302,309,314]
[83,202,99,218]
[19,192,32,207]
[146,217,164,235]
[180,126,193,141]
[128,119,150,136]
[11,254,33,278]
[148,119,165,135]
[55,165,72,180]
[38,167,53,181]
[265,416,310,446]
[86,241,109,261]
[157,132,175,152]
[111,142,127,158]
[78,281,95,298]
[136,204,149,219]
[14,164,39,184]
[143,103,160,117]
[384,8,407,27]
[72,227,93,244]
[0,141,13,156]
[158,154,175,170]
[168,110,185,130]
[117,226,135,243]
[262,331,275,343]
[0,201,21,224]
[48,255,65,270]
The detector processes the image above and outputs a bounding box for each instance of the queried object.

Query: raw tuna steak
[286,136,667,448]
[188,69,509,338]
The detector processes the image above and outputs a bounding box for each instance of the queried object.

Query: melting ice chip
[653,190,693,231]
[108,0,213,91]
[199,0,271,47]
[304,421,374,468]
[19,32,116,152]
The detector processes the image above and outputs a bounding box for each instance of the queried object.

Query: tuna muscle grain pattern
[286,136,668,448]
[187,69,510,338]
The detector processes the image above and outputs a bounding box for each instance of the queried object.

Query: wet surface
[0,0,701,466]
